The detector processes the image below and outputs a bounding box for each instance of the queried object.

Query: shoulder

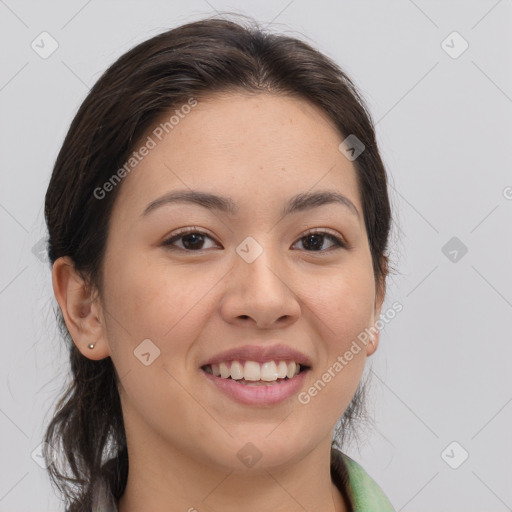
[331,447,396,512]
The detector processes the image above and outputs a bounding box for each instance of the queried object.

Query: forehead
[112,92,362,220]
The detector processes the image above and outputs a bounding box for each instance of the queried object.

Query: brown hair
[43,14,393,510]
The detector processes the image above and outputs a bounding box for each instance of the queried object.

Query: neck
[117,431,347,512]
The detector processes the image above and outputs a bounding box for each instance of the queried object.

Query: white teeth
[260,361,278,381]
[206,360,302,381]
[230,361,244,380]
[244,361,261,381]
[277,361,288,379]
[219,362,229,378]
[286,361,297,379]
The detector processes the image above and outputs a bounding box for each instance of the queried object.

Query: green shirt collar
[331,447,396,512]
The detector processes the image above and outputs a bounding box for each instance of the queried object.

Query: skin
[53,91,385,512]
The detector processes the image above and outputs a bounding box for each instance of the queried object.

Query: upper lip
[200,343,312,368]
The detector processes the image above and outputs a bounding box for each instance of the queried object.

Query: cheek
[292,265,374,413]
[102,255,228,392]
[104,255,213,343]
[308,265,376,349]
[102,259,210,426]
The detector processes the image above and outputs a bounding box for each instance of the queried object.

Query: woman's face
[96,92,384,470]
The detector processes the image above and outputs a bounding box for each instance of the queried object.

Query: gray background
[1,0,511,510]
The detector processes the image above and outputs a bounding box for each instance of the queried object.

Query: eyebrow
[141,189,360,220]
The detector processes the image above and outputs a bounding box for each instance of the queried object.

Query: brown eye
[293,231,347,252]
[162,229,219,251]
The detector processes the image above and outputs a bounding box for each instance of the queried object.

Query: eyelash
[161,227,348,253]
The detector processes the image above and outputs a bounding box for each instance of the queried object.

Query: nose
[219,240,301,329]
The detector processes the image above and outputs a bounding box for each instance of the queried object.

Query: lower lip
[201,369,309,405]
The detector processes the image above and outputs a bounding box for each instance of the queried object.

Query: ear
[366,263,387,357]
[52,256,110,360]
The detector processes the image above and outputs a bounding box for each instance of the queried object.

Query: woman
[43,15,396,512]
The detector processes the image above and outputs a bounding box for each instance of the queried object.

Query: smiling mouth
[201,360,310,385]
